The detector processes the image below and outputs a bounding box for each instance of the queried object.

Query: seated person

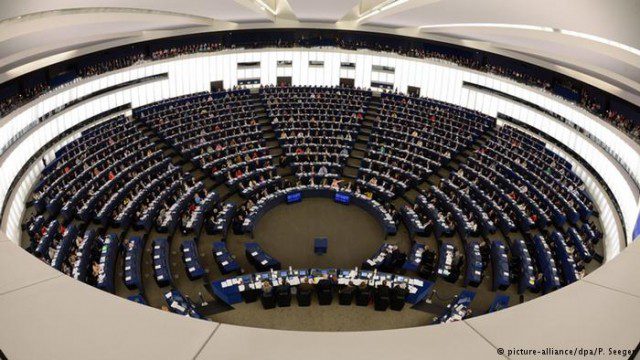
[355,281,371,306]
[296,278,313,306]
[390,283,408,311]
[260,281,276,309]
[242,283,259,303]
[338,281,356,305]
[316,276,333,305]
[276,280,292,307]
[373,280,391,311]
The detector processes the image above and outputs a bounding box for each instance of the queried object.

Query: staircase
[342,94,380,180]
[251,93,291,180]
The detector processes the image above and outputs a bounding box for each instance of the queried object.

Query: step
[402,189,421,204]
[277,167,292,177]
[394,196,412,208]
[350,149,366,158]
[347,158,362,167]
[352,144,367,152]
[342,167,359,178]
[215,186,231,199]
[417,182,432,192]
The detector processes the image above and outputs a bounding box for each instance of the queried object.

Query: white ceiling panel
[0,0,270,23]
[0,0,637,107]
[287,0,360,22]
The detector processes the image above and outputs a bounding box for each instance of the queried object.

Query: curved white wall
[0,47,637,258]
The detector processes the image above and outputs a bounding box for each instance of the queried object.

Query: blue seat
[72,230,97,283]
[487,294,510,313]
[164,290,203,319]
[314,237,328,254]
[212,241,241,274]
[568,227,592,262]
[96,233,119,293]
[181,239,205,280]
[464,241,483,287]
[245,242,281,271]
[491,240,510,291]
[51,224,78,270]
[437,243,459,283]
[35,219,59,259]
[402,243,425,272]
[511,239,535,294]
[532,235,561,293]
[127,294,147,305]
[124,236,144,289]
[436,289,476,323]
[550,231,579,285]
[152,238,173,287]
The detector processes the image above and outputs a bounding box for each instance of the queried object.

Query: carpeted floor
[226,198,404,271]
[210,296,434,331]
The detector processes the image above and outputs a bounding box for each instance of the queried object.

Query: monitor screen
[334,192,350,204]
[287,192,302,203]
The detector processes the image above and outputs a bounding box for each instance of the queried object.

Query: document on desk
[171,301,186,313]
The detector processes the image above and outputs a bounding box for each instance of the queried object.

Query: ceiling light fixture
[254,0,277,16]
[419,23,554,32]
[359,0,409,22]
[558,29,640,57]
[418,23,640,57]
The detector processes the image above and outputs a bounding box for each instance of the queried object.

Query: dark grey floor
[226,198,398,270]
[210,297,433,331]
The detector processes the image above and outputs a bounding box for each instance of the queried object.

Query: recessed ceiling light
[418,23,640,57]
[359,0,409,22]
[254,0,276,16]
[419,23,554,32]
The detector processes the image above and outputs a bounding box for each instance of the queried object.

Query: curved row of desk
[211,267,433,306]
[242,185,397,236]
